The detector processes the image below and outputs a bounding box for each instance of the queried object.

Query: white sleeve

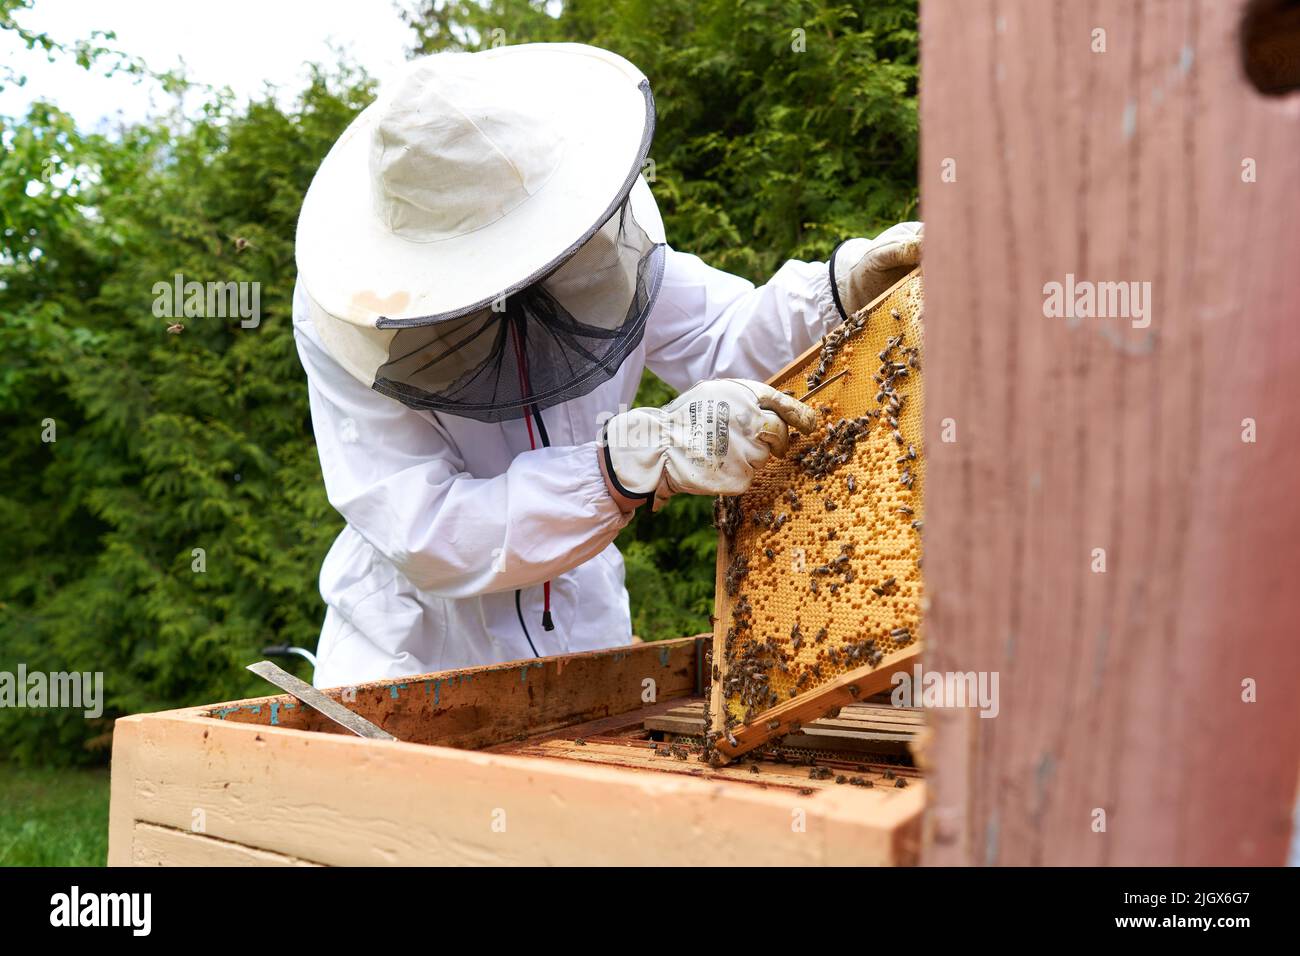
[642,246,842,392]
[292,283,633,599]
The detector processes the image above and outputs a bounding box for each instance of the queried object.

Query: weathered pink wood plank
[920,0,1300,864]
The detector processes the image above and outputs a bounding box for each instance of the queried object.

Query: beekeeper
[293,43,921,687]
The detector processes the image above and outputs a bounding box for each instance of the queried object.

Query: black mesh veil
[371,197,665,423]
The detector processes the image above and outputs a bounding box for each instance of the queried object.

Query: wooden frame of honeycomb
[708,268,925,763]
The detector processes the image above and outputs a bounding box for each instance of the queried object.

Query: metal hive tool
[708,268,925,763]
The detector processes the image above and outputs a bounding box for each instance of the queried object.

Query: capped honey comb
[708,269,924,761]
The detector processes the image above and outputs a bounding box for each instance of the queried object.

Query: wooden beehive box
[710,269,926,761]
[108,636,923,866]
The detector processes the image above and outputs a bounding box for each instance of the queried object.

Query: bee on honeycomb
[711,273,926,749]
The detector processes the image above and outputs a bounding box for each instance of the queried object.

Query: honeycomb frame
[709,268,925,762]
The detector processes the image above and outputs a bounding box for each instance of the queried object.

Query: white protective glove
[831,222,924,319]
[600,379,817,512]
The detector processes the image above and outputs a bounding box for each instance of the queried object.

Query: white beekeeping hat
[296,43,665,422]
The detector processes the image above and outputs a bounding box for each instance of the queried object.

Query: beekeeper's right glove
[599,378,817,512]
[832,222,923,319]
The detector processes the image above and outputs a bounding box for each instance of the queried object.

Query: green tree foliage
[0,65,376,764]
[0,1,916,765]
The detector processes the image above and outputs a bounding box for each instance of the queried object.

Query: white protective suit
[294,225,918,688]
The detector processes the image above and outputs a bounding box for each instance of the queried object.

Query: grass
[0,763,110,866]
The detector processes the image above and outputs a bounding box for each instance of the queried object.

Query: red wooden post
[919,0,1300,864]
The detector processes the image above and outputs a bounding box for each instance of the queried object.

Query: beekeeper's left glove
[599,379,816,512]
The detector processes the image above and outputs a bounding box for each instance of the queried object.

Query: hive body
[709,269,925,760]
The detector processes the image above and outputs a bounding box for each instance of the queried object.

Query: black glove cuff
[827,238,852,324]
[599,419,656,503]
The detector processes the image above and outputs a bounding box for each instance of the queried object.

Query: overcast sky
[0,0,416,130]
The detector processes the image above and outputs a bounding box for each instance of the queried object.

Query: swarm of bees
[792,414,876,480]
[807,305,870,389]
[723,554,750,597]
[713,495,744,540]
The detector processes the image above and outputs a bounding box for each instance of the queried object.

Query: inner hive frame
[708,268,925,762]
